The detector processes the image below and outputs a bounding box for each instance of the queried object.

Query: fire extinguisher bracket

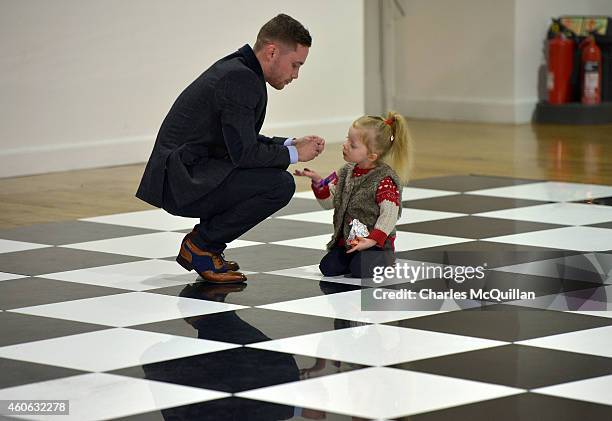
[535,101,612,124]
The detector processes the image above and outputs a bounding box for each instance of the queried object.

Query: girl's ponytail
[381,111,413,184]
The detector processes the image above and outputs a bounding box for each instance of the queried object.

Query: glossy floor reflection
[0,175,611,420]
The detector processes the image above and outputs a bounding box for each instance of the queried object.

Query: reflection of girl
[295,112,413,278]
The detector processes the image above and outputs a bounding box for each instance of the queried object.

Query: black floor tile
[391,392,612,421]
[0,221,158,246]
[109,347,367,392]
[397,215,565,239]
[0,312,109,347]
[166,244,326,272]
[396,241,581,268]
[575,196,612,206]
[384,304,612,342]
[588,220,612,229]
[0,277,129,310]
[402,194,548,214]
[271,197,323,216]
[239,218,332,242]
[130,307,356,345]
[392,344,612,389]
[493,252,612,285]
[113,397,372,421]
[0,247,144,276]
[0,358,85,389]
[408,175,539,192]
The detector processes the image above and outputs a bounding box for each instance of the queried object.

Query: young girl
[295,112,413,278]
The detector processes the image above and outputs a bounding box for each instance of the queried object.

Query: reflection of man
[136,14,324,284]
[142,282,368,420]
[142,282,301,420]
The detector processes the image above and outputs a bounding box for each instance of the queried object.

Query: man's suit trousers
[163,167,295,252]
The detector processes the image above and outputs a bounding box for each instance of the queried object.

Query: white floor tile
[533,374,612,407]
[271,234,331,250]
[258,289,472,324]
[569,310,612,319]
[397,208,466,225]
[292,191,317,199]
[249,324,506,366]
[0,328,239,372]
[265,264,373,286]
[81,209,197,231]
[9,292,246,327]
[291,187,459,202]
[265,265,324,281]
[225,239,263,249]
[38,259,196,291]
[61,232,187,258]
[276,209,334,225]
[0,239,49,254]
[0,373,228,421]
[265,259,449,287]
[0,272,27,282]
[516,325,612,358]
[276,207,465,227]
[466,181,612,202]
[475,203,612,226]
[63,230,260,259]
[271,226,470,252]
[402,187,459,201]
[484,227,612,252]
[274,215,473,253]
[236,367,523,419]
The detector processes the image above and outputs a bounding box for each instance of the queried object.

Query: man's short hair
[254,14,311,51]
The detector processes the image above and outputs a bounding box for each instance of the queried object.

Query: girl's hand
[293,168,322,184]
[346,237,378,253]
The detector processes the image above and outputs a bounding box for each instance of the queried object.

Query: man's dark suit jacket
[136,44,290,208]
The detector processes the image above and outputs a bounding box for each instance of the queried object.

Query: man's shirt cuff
[286,144,298,164]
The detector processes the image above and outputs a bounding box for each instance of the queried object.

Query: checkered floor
[1,175,611,420]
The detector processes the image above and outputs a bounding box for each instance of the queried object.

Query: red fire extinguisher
[581,35,602,105]
[547,33,575,104]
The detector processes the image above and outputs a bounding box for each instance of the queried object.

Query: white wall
[394,0,516,123]
[0,0,364,177]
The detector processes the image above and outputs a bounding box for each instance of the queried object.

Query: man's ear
[265,43,278,60]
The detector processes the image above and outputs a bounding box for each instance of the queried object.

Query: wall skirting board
[396,96,538,124]
[0,117,356,178]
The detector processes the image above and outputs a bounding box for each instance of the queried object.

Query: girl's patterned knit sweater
[312,165,400,249]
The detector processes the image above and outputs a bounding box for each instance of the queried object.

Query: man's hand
[294,135,325,162]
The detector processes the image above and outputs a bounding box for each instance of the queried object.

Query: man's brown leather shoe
[180,231,240,271]
[197,270,247,284]
[177,237,247,284]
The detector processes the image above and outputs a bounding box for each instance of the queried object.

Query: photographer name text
[373,288,535,302]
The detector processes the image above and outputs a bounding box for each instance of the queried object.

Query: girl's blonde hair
[352,111,414,184]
